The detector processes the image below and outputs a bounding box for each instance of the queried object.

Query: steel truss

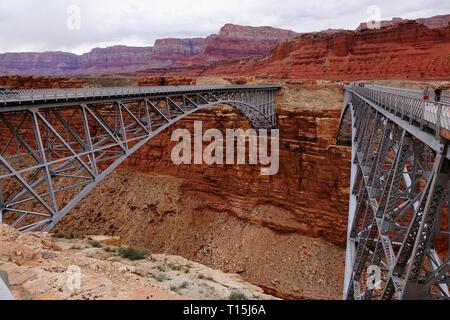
[0,86,279,232]
[343,88,450,300]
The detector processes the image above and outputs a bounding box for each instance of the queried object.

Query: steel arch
[0,85,280,232]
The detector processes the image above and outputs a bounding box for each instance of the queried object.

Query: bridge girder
[342,86,450,300]
[0,86,280,232]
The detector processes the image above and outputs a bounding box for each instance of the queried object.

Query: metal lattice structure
[339,85,450,300]
[0,84,280,232]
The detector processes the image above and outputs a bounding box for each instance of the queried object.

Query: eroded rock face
[137,76,197,86]
[153,38,206,58]
[162,21,450,80]
[0,52,79,75]
[115,103,351,246]
[0,24,298,75]
[79,46,154,69]
[0,75,86,89]
[203,24,300,59]
[54,172,347,300]
[356,14,450,31]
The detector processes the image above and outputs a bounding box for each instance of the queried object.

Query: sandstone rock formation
[193,21,450,80]
[0,52,79,75]
[79,46,154,70]
[137,76,197,86]
[0,24,298,75]
[202,24,299,59]
[0,76,86,89]
[356,14,450,31]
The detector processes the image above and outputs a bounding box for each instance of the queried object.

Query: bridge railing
[348,85,450,139]
[363,84,450,104]
[0,84,281,105]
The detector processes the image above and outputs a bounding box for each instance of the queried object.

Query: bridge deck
[0,84,282,108]
[345,85,450,157]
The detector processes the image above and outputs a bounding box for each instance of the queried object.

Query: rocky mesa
[0,24,299,75]
[146,20,450,81]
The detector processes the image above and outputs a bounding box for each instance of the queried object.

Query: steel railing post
[436,102,442,139]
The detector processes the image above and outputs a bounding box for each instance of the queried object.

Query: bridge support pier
[340,85,450,300]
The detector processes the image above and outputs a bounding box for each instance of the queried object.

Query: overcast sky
[0,0,448,54]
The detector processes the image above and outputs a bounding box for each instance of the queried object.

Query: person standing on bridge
[434,87,443,103]
[423,87,431,101]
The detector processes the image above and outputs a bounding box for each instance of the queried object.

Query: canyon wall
[0,52,79,75]
[202,21,450,80]
[0,75,86,89]
[121,108,350,246]
[202,24,299,59]
[52,83,350,299]
[147,21,450,81]
[356,14,450,31]
[79,46,154,70]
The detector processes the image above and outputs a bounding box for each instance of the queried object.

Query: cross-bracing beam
[343,87,450,300]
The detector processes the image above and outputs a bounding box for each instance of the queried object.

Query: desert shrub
[229,291,248,300]
[169,263,182,271]
[117,247,149,261]
[152,273,169,282]
[88,240,102,248]
[53,232,74,239]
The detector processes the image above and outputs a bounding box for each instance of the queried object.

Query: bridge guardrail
[363,85,450,104]
[0,84,282,105]
[347,85,450,139]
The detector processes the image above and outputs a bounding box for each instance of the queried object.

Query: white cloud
[0,0,448,54]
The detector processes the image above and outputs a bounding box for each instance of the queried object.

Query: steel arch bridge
[0,84,281,232]
[338,84,450,300]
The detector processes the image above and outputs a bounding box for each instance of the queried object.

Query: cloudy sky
[0,0,448,54]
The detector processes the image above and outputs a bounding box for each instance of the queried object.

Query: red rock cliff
[0,75,86,89]
[199,21,450,80]
[79,46,154,69]
[0,52,79,75]
[119,100,351,246]
[203,24,300,59]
